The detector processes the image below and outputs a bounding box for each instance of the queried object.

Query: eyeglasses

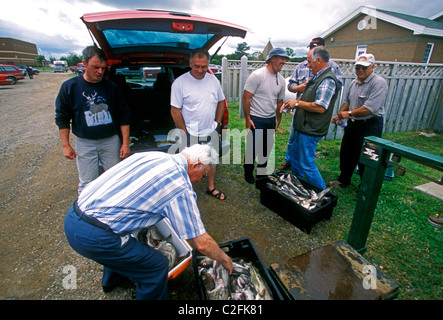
[355,65,368,71]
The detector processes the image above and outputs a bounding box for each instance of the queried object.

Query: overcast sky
[1,0,441,59]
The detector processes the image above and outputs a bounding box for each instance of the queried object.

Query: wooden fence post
[238,55,248,118]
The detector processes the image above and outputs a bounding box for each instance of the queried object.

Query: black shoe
[244,172,255,184]
[102,284,118,293]
[328,180,349,188]
[277,161,291,171]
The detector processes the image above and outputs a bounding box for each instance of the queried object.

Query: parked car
[16,65,40,75]
[209,64,221,73]
[54,64,68,73]
[0,74,13,85]
[70,63,84,73]
[0,64,25,84]
[81,9,249,153]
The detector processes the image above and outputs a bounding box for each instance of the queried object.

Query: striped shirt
[288,59,343,98]
[77,152,206,239]
[311,68,337,110]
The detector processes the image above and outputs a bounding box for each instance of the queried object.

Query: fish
[197,256,273,300]
[156,235,178,271]
[265,172,333,211]
[198,257,214,268]
[146,225,163,248]
[200,269,216,292]
[137,226,179,271]
[250,265,272,300]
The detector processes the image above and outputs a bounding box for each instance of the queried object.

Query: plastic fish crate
[256,174,338,234]
[192,237,284,300]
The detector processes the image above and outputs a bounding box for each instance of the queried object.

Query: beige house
[320,6,443,63]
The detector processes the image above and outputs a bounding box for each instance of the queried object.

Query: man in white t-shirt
[170,48,226,200]
[242,48,288,184]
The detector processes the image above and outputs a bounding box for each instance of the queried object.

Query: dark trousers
[64,205,169,300]
[244,115,276,177]
[338,117,384,185]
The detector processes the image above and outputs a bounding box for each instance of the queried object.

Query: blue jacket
[55,75,131,140]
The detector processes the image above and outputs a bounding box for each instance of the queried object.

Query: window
[422,43,434,64]
[102,29,214,50]
[355,45,367,60]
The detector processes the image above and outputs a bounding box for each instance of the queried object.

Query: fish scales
[197,256,273,300]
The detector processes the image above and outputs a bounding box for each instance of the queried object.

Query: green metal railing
[347,136,443,253]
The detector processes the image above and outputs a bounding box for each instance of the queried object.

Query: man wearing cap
[281,46,340,190]
[242,48,289,183]
[278,37,342,171]
[329,53,388,188]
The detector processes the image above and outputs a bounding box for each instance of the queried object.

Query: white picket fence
[221,57,443,140]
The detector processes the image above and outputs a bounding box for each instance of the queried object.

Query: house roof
[320,5,443,38]
[428,10,443,21]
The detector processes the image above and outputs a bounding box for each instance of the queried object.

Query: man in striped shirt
[64,144,233,299]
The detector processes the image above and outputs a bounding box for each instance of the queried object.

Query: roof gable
[320,5,443,38]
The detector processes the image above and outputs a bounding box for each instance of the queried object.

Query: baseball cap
[266,48,290,63]
[355,53,375,67]
[308,37,325,48]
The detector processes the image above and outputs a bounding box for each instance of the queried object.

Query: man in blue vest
[281,47,340,190]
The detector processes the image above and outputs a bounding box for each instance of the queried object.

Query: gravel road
[0,72,319,300]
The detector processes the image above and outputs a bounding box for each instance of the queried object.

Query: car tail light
[171,21,194,32]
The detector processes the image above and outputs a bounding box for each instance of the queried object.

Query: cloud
[1,0,442,59]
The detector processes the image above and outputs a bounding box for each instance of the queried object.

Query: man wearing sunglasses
[329,53,388,188]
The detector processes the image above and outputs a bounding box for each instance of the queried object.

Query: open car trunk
[81,9,249,153]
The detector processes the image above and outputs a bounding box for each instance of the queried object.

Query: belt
[73,199,109,230]
[351,116,382,124]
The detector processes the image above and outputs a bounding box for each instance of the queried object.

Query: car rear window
[1,66,18,72]
[103,29,215,50]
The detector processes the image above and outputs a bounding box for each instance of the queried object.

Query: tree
[225,42,251,60]
[35,55,46,66]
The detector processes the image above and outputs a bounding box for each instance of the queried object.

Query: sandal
[206,187,226,200]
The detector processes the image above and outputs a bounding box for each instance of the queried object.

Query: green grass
[226,101,442,300]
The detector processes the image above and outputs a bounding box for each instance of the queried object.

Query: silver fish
[156,235,178,271]
[250,265,272,300]
[200,269,216,292]
[146,225,163,248]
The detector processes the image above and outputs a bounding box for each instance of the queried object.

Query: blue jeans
[244,115,276,176]
[75,134,121,194]
[64,206,169,300]
[288,131,326,189]
[284,115,296,164]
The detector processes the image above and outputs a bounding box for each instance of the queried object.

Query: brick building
[0,37,38,66]
[320,6,443,63]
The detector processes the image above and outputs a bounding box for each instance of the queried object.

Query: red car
[81,9,249,153]
[0,65,24,85]
[0,74,13,85]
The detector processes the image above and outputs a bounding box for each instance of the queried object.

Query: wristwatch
[348,110,352,117]
[295,101,299,108]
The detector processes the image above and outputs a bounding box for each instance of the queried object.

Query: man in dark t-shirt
[55,46,131,194]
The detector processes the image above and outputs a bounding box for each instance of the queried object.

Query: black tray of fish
[192,237,284,300]
[256,171,338,234]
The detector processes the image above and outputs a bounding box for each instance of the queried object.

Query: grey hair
[181,144,218,167]
[312,47,330,63]
[82,46,107,63]
[190,48,210,63]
